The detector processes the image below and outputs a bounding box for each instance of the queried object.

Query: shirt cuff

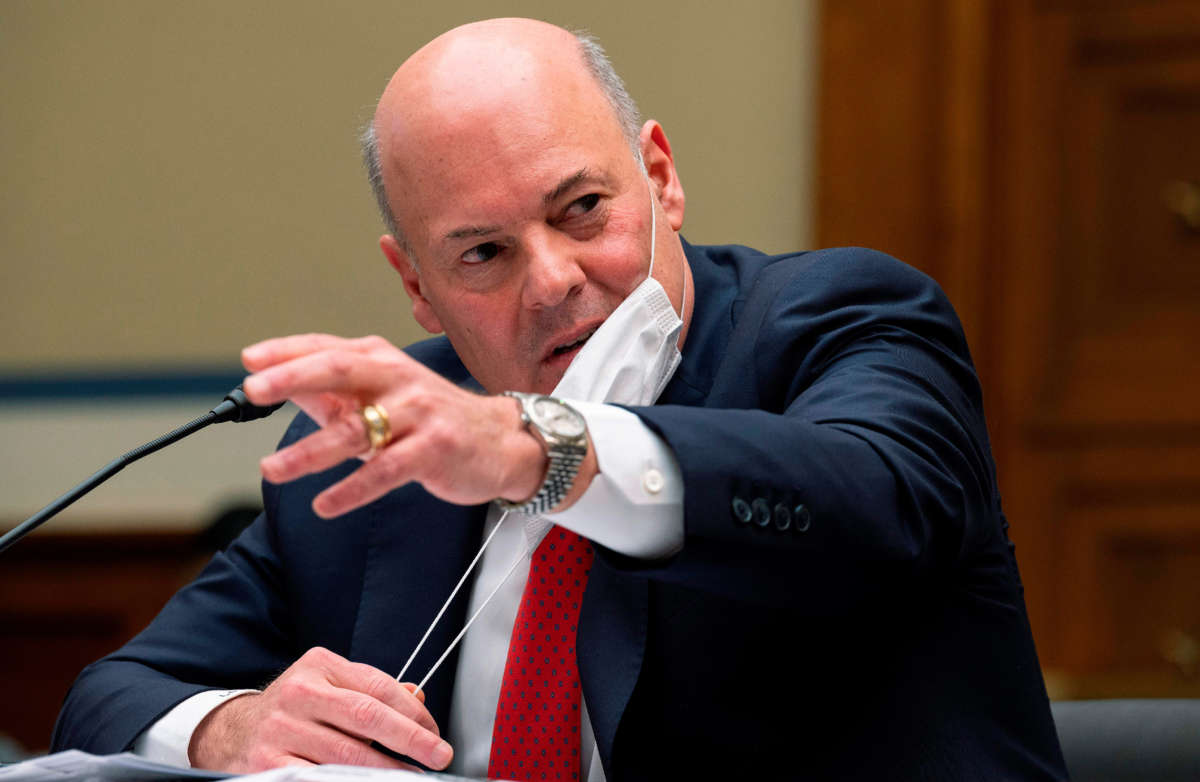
[548,401,684,559]
[131,689,257,767]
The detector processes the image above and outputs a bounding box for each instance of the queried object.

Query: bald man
[53,19,1067,781]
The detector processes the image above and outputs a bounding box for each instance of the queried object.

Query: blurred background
[2,0,1198,756]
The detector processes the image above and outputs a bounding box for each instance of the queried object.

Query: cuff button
[642,468,665,495]
[731,496,753,524]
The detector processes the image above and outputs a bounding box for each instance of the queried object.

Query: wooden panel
[1013,5,1200,691]
[817,0,995,368]
[817,0,942,270]
[1036,13,1200,435]
[1059,489,1200,668]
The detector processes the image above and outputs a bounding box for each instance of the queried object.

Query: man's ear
[639,120,686,231]
[380,234,444,334]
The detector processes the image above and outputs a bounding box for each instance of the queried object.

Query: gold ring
[359,403,392,452]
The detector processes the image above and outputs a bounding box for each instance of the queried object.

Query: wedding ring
[359,403,392,452]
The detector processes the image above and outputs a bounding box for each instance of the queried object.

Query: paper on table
[239,765,480,782]
[0,751,228,782]
[0,752,487,782]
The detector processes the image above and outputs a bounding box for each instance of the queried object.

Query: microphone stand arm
[0,386,283,555]
[0,411,219,555]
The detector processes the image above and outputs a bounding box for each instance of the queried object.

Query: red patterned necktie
[488,526,595,781]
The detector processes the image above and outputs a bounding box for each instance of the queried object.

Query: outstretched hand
[241,334,552,518]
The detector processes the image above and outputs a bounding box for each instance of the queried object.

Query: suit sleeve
[50,421,312,754]
[622,249,1006,611]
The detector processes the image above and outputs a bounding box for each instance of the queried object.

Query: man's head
[365,18,691,394]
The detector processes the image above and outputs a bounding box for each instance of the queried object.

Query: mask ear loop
[410,535,530,693]
[396,508,515,686]
[645,176,687,328]
[646,177,658,278]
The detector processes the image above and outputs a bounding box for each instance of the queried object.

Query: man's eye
[462,242,502,264]
[564,193,601,219]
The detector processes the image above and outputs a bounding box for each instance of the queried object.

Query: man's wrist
[497,394,549,506]
[496,392,590,515]
[133,689,257,769]
[188,691,257,770]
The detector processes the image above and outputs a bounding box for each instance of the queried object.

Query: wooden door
[818,0,1200,697]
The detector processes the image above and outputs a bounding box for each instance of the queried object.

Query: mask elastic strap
[679,244,688,328]
[646,176,687,328]
[412,540,529,693]
[646,177,658,278]
[395,507,515,685]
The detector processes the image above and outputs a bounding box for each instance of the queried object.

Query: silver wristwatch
[497,391,588,515]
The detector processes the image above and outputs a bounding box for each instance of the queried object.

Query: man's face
[380,69,672,394]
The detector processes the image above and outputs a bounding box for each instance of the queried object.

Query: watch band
[497,392,588,515]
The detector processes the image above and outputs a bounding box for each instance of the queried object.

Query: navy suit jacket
[54,242,1068,779]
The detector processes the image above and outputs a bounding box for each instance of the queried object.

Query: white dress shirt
[134,401,684,782]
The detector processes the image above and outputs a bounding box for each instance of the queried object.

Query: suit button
[751,498,771,527]
[793,504,812,532]
[773,503,791,531]
[731,497,753,524]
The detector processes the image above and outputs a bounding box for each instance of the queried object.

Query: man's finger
[310,443,421,518]
[316,689,451,769]
[243,334,354,372]
[260,405,417,485]
[244,350,414,406]
[328,657,441,737]
[259,416,373,485]
[287,720,420,770]
[289,391,349,429]
[242,334,395,372]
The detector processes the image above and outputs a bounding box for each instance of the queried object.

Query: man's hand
[188,647,452,772]
[241,333,596,518]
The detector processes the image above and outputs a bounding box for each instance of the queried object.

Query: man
[53,18,1067,780]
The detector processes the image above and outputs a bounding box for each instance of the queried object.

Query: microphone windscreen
[210,385,286,423]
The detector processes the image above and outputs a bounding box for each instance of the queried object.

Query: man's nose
[521,233,586,309]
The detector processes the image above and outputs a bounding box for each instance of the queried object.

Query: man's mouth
[549,327,599,357]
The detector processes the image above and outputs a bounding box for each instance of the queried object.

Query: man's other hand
[187,647,452,772]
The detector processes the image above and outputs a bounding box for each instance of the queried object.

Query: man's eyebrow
[444,169,609,242]
[445,224,502,242]
[543,168,606,206]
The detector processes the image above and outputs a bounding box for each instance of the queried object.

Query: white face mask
[551,177,685,406]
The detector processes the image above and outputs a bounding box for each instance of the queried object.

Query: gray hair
[360,29,643,254]
[573,30,644,161]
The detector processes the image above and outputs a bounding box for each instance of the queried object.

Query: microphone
[210,385,286,423]
[0,385,286,555]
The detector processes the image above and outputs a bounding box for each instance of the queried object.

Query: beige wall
[0,0,818,370]
[0,1,817,530]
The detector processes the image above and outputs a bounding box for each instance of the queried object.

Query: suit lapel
[349,484,487,729]
[578,561,648,770]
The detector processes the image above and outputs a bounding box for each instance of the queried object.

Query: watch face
[532,397,587,438]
